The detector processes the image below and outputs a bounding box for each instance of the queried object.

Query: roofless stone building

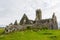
[5,9,58,33]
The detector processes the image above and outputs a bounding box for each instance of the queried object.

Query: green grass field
[0,29,60,40]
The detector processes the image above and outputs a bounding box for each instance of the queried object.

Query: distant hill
[0,25,5,27]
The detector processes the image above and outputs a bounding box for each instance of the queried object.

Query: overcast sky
[0,0,60,27]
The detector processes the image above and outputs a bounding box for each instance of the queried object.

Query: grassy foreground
[0,29,60,40]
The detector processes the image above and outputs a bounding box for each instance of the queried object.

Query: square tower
[35,9,42,21]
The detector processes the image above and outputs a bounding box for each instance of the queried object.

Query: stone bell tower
[35,9,42,21]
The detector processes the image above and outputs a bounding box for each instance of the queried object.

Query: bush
[27,26,31,30]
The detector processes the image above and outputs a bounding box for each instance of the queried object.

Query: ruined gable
[19,14,30,25]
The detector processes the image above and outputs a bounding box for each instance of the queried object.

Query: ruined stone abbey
[5,9,58,33]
